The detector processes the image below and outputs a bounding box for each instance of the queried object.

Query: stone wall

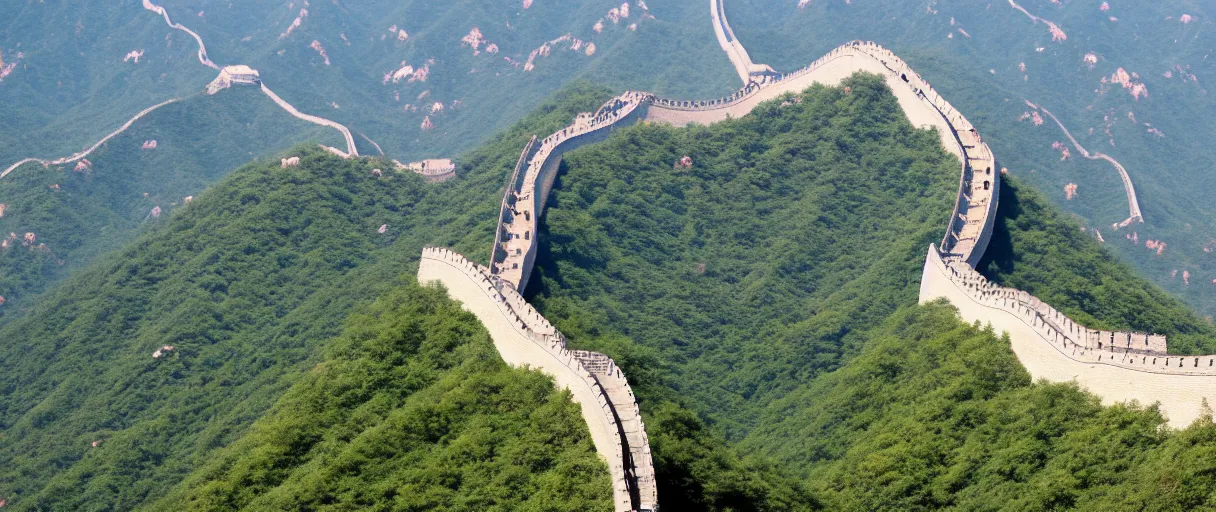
[491,136,538,275]
[920,244,1216,427]
[490,41,1000,292]
[461,39,1019,511]
[709,0,776,84]
[492,92,652,291]
[419,247,657,512]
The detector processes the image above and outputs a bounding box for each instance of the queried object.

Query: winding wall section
[1,98,181,179]
[490,40,999,293]
[142,0,219,70]
[469,17,1216,503]
[919,246,1216,427]
[417,248,656,512]
[1028,101,1143,228]
[463,38,1005,512]
[710,0,776,84]
[260,83,358,158]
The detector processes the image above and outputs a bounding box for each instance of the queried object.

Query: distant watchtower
[207,65,261,94]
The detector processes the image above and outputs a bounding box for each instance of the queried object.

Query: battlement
[394,158,456,182]
[419,247,657,511]
[206,65,260,95]
[920,245,1216,426]
[936,249,1216,373]
[489,41,999,293]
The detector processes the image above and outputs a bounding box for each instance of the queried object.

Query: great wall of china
[1028,101,1144,228]
[0,98,181,179]
[2,0,1211,510]
[417,248,656,512]
[1,2,359,179]
[421,4,1216,509]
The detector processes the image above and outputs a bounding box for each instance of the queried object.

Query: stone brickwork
[490,41,999,293]
[490,92,652,291]
[419,247,657,512]
[920,245,1216,426]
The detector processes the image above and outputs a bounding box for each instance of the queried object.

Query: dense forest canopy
[728,0,1216,317]
[0,87,339,313]
[6,0,1216,509]
[0,84,796,511]
[529,74,1216,509]
[147,284,614,512]
[3,35,1216,507]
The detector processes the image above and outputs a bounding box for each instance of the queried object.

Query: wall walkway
[418,248,657,512]
[490,40,999,293]
[920,245,1216,427]
[709,0,776,84]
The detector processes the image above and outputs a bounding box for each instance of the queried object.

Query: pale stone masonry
[920,247,1216,427]
[418,248,657,512]
[709,0,777,84]
[490,41,999,293]
[206,65,260,95]
[424,5,1216,509]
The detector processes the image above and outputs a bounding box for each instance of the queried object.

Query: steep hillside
[748,303,1216,511]
[726,0,1216,317]
[526,74,1216,507]
[532,73,965,438]
[0,85,810,511]
[0,0,744,317]
[144,284,613,512]
[0,148,432,509]
[0,86,338,313]
[0,0,737,167]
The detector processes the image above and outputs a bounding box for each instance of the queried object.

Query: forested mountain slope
[0,84,808,511]
[146,284,614,512]
[0,86,338,314]
[0,0,738,319]
[0,0,735,166]
[529,74,1216,508]
[727,0,1216,317]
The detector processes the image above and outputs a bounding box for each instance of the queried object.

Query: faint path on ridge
[1028,100,1143,227]
[1,98,180,178]
[2,1,364,178]
[141,0,219,70]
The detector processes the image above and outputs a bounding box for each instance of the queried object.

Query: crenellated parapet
[418,247,658,512]
[921,245,1216,426]
[490,41,1000,292]
[491,92,653,290]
